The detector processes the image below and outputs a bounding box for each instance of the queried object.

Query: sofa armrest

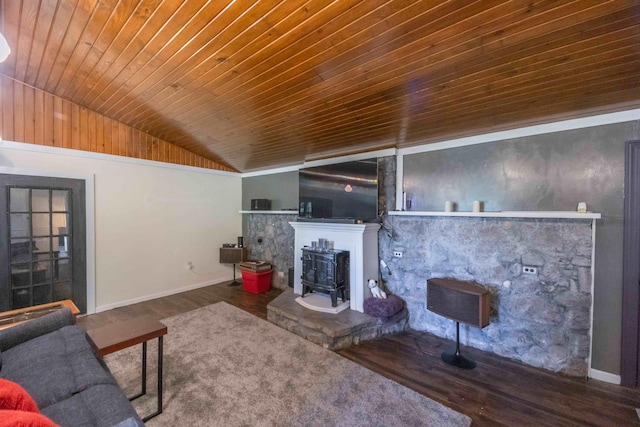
[0,308,74,351]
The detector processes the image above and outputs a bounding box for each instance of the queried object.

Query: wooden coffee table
[86,317,167,422]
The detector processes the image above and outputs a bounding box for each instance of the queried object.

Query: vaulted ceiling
[1,0,639,172]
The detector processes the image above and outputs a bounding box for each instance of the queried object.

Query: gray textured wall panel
[242,171,299,211]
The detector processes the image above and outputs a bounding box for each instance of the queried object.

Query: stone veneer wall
[244,213,296,289]
[377,156,396,214]
[379,215,594,376]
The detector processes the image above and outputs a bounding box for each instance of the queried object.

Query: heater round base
[441,351,476,369]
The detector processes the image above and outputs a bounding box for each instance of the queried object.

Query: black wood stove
[301,247,349,307]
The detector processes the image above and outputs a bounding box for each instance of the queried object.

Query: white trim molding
[397,109,640,157]
[229,109,639,178]
[589,368,621,385]
[241,148,397,177]
[95,277,230,313]
[0,139,240,177]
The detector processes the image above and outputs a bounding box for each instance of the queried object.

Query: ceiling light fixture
[0,32,11,63]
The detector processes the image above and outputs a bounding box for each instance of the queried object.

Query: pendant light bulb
[0,32,11,63]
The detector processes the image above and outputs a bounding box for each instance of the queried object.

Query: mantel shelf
[388,210,601,220]
[239,210,298,214]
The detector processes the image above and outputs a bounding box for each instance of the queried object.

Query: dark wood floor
[77,282,640,426]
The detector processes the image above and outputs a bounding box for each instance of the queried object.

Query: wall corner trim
[589,368,621,385]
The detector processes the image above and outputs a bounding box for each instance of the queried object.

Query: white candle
[473,201,482,212]
[445,201,454,212]
[577,202,587,213]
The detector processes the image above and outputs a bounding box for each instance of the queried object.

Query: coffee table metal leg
[129,341,147,401]
[142,336,163,421]
[129,337,163,421]
[142,341,147,395]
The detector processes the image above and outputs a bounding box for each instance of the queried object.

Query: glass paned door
[1,174,86,313]
[8,187,73,309]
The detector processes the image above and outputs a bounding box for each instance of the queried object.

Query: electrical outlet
[393,251,403,258]
[523,265,537,275]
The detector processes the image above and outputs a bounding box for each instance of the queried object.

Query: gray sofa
[0,308,144,427]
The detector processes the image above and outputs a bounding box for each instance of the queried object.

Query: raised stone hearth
[267,289,408,350]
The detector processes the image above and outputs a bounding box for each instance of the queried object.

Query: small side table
[220,247,247,286]
[86,317,167,422]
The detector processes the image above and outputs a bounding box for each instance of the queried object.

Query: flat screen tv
[298,158,378,222]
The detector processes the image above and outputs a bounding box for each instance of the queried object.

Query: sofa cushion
[0,325,116,409]
[40,384,143,427]
[0,309,73,352]
[0,378,40,412]
[0,410,60,427]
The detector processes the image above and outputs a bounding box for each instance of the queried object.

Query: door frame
[0,166,96,314]
[622,140,640,387]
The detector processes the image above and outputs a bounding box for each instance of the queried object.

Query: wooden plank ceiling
[1,0,639,172]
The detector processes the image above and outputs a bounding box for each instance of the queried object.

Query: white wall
[0,141,242,312]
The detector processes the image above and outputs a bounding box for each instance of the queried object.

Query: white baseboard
[94,277,232,313]
[588,368,621,385]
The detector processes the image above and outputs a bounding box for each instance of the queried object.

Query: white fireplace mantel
[290,222,380,313]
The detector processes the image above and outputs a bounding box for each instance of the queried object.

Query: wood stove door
[314,254,335,288]
[301,252,316,284]
[334,252,348,287]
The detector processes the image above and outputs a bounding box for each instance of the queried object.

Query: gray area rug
[105,302,471,426]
